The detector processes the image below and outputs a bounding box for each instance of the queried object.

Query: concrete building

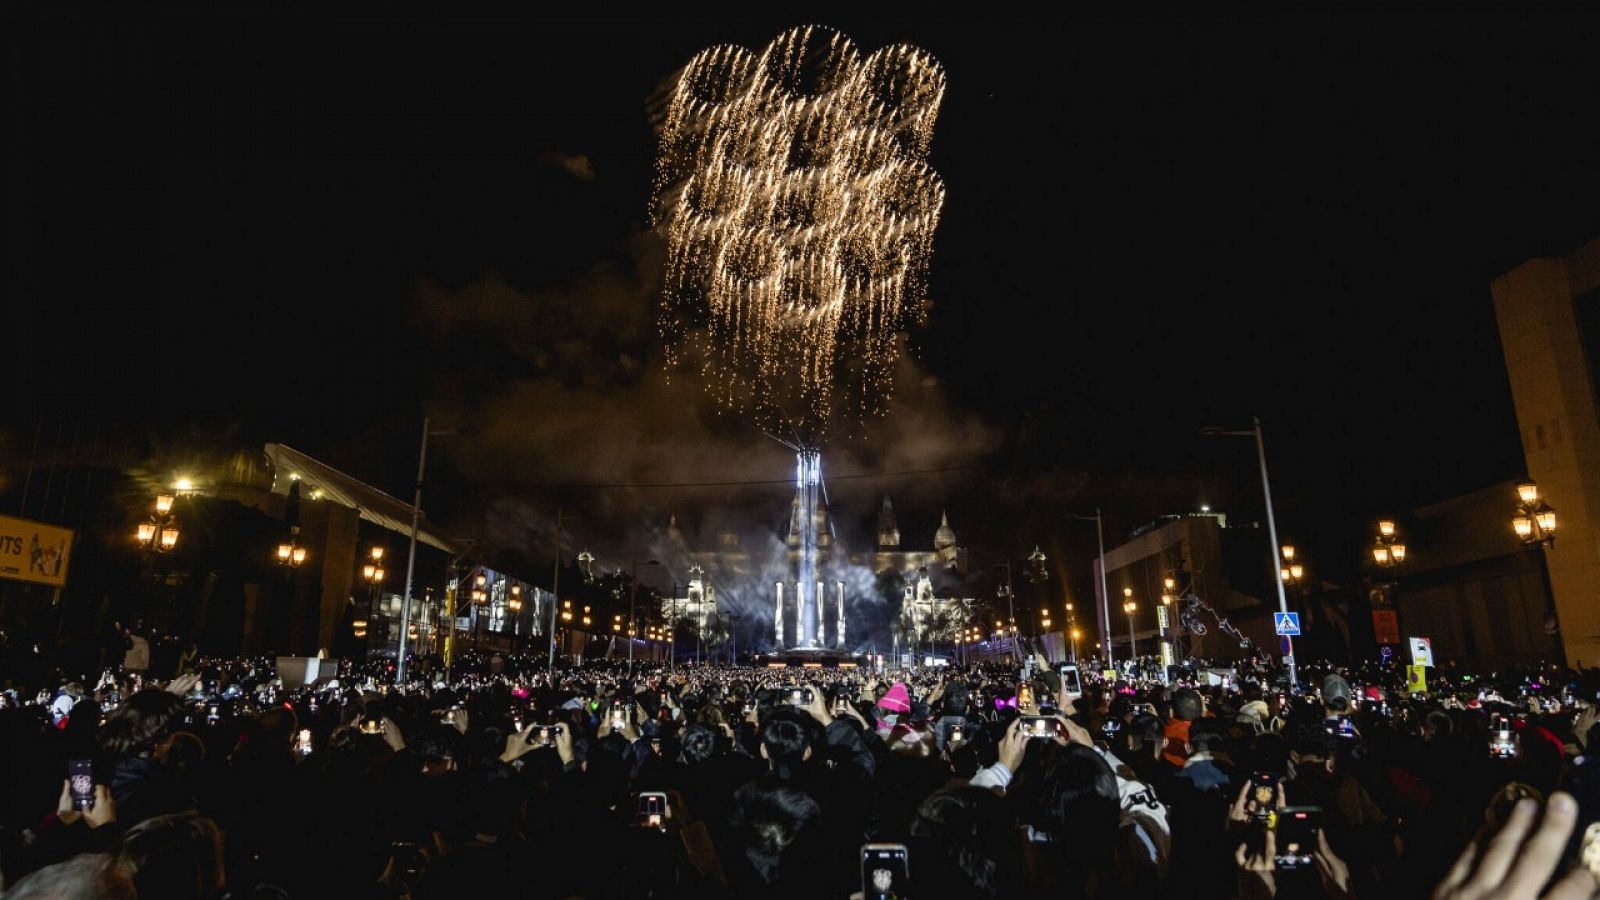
[1386,481,1556,669]
[1093,513,1281,664]
[1491,238,1600,667]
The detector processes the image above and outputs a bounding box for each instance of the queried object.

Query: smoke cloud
[407,221,1001,647]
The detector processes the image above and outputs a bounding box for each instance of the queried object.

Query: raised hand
[997,719,1027,774]
[1431,792,1595,900]
[164,673,201,697]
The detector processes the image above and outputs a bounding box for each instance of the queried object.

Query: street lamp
[1279,544,1305,585]
[137,494,181,552]
[1200,418,1299,686]
[1123,589,1138,661]
[1372,520,1408,567]
[1513,481,1558,549]
[276,528,307,567]
[361,545,386,653]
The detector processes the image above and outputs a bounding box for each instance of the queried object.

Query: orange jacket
[1162,718,1191,767]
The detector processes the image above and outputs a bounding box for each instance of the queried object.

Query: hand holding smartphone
[861,843,910,900]
[1272,807,1322,870]
[635,791,669,832]
[1247,772,1279,823]
[68,760,95,811]
[1019,715,1061,740]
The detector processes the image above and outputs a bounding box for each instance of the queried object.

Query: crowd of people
[1,639,1599,898]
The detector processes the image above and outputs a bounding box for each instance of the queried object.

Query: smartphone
[610,700,628,730]
[68,759,95,811]
[782,686,813,706]
[834,696,852,716]
[949,724,964,744]
[295,729,313,756]
[389,841,428,883]
[861,843,910,900]
[1490,715,1517,759]
[440,705,460,726]
[1017,683,1035,709]
[359,716,384,735]
[207,704,220,726]
[1019,715,1060,740]
[636,791,669,832]
[1060,664,1082,699]
[1272,807,1322,870]
[1248,772,1279,823]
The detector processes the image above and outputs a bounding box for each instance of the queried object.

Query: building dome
[934,511,957,549]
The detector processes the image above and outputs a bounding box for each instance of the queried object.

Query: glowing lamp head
[373,567,385,581]
[1122,586,1133,599]
[370,546,385,561]
[1289,563,1304,581]
[1377,519,1396,538]
[1388,545,1405,565]
[475,574,487,588]
[137,522,157,545]
[277,543,293,562]
[154,494,175,515]
[1164,576,1177,591]
[1281,545,1296,562]
[1517,482,1540,505]
[158,528,179,551]
[174,478,194,493]
[1536,506,1557,535]
[291,546,307,566]
[1373,544,1391,565]
[1513,515,1534,540]
[362,564,376,581]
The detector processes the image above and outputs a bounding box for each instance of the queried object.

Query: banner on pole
[1408,636,1433,668]
[1372,610,1399,645]
[1406,664,1427,694]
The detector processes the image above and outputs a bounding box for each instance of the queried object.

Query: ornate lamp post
[1122,587,1138,660]
[136,494,181,552]
[360,546,386,653]
[1372,521,1408,568]
[1513,481,1558,549]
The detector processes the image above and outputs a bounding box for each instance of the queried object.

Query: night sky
[7,9,1599,592]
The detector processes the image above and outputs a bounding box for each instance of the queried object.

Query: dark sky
[6,9,1599,589]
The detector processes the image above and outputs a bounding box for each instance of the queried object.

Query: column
[775,582,785,648]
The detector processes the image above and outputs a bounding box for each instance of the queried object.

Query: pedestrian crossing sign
[1274,612,1301,636]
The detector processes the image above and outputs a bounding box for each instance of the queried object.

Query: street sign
[1274,612,1301,636]
[1157,606,1170,630]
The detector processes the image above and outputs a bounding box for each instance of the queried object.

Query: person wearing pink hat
[877,682,912,716]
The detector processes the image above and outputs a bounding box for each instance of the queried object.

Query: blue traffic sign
[1274,612,1301,636]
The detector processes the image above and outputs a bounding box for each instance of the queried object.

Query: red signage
[1372,610,1400,645]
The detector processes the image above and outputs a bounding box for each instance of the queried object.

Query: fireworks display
[653,26,946,440]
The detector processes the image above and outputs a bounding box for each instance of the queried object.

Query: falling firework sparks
[653,25,946,441]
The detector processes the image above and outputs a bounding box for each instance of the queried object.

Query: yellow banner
[0,514,74,588]
[1406,664,1427,695]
